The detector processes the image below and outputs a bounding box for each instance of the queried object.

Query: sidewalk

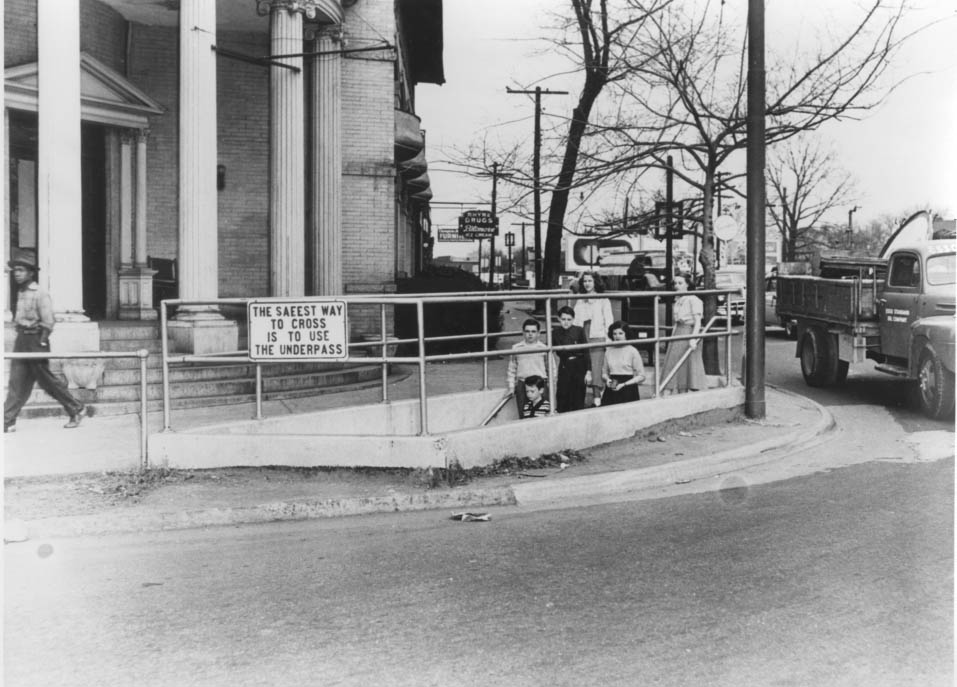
[3,385,832,540]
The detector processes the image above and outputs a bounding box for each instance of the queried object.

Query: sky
[416,0,957,259]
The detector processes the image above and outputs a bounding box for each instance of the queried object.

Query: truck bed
[777,275,883,324]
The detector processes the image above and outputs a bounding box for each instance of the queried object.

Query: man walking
[4,250,88,432]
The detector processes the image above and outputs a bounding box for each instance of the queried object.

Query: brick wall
[215,32,270,298]
[80,0,126,72]
[4,0,36,65]
[341,0,397,290]
[129,26,271,298]
[5,0,126,69]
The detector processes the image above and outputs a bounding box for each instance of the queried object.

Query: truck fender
[909,316,956,375]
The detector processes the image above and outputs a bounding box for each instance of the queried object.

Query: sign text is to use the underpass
[247,299,348,361]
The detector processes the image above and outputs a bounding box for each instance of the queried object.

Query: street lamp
[847,205,861,250]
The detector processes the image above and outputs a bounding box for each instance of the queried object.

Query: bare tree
[767,136,856,261]
[583,0,915,371]
[539,0,677,290]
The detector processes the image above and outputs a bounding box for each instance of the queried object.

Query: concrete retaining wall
[149,387,745,470]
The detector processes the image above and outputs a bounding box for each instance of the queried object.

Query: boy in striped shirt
[520,375,550,418]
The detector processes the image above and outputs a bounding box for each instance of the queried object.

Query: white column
[37,0,85,319]
[3,109,10,325]
[119,132,134,268]
[260,0,320,297]
[118,129,157,320]
[178,0,219,310]
[169,0,237,349]
[2,5,8,325]
[135,129,149,266]
[309,27,343,296]
[1,0,4,324]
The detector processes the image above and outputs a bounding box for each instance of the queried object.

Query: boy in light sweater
[505,318,549,416]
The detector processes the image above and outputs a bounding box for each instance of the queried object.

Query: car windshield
[716,272,746,287]
[926,254,956,285]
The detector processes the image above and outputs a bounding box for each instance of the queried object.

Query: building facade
[4,0,442,353]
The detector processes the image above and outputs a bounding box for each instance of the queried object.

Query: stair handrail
[4,349,151,469]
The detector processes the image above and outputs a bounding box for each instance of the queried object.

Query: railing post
[725,299,733,388]
[653,294,661,397]
[139,349,149,470]
[416,299,429,435]
[380,303,389,402]
[255,364,263,420]
[545,296,556,415]
[160,301,172,431]
[481,297,489,390]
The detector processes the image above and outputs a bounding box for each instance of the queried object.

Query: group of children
[504,269,707,419]
[504,314,647,420]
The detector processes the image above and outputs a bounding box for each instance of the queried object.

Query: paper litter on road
[450,512,491,522]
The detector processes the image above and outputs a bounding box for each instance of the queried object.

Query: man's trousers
[4,332,83,428]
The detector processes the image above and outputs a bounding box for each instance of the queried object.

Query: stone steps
[7,321,394,419]
[16,370,401,418]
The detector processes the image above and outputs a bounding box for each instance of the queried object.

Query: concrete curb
[512,386,835,506]
[11,388,835,541]
[17,487,519,540]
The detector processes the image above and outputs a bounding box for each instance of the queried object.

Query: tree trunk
[541,79,605,289]
[699,177,721,375]
[787,229,797,261]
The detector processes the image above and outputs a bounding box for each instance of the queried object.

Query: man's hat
[7,248,38,272]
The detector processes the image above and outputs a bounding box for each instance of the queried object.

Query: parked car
[715,267,746,324]
[597,250,670,287]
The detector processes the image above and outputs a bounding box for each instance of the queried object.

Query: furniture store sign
[247,300,348,361]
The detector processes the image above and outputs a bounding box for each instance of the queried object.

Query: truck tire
[800,326,839,387]
[917,349,955,420]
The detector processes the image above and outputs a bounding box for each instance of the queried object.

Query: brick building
[3,0,443,353]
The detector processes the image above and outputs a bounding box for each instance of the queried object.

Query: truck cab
[878,244,956,364]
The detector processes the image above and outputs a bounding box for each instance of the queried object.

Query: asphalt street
[5,451,952,687]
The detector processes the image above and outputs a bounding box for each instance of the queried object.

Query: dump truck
[776,211,955,419]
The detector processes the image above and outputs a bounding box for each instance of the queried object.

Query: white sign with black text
[247,299,348,361]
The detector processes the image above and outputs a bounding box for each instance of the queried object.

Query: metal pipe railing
[5,349,151,469]
[160,301,171,432]
[379,304,389,402]
[655,316,722,394]
[416,300,428,435]
[156,287,742,433]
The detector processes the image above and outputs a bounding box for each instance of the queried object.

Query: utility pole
[507,86,568,289]
[745,0,766,419]
[489,162,498,286]
[665,157,675,329]
[505,231,515,289]
[847,205,860,251]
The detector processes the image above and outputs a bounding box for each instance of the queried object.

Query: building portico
[5,0,442,360]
